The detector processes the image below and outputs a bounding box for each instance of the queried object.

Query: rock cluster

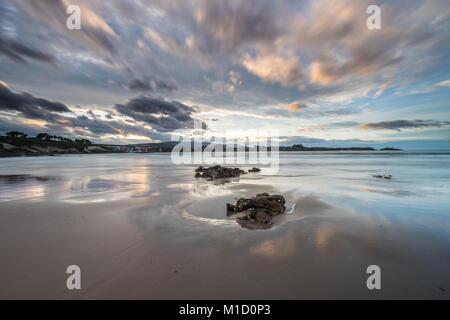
[195,165,246,180]
[373,174,392,180]
[226,193,286,229]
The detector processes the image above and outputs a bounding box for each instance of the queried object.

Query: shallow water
[0,151,449,298]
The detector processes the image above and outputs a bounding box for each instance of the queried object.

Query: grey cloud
[0,117,42,137]
[114,95,206,132]
[105,112,114,119]
[360,120,450,131]
[128,76,177,93]
[160,0,287,56]
[259,105,359,120]
[0,36,56,65]
[14,0,118,59]
[323,121,359,128]
[87,110,97,118]
[298,121,360,132]
[41,116,171,142]
[280,136,329,145]
[69,116,120,135]
[0,83,175,140]
[303,0,447,86]
[0,82,72,121]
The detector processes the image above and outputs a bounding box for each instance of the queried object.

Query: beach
[0,152,449,299]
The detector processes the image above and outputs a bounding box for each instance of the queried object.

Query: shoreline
[0,147,406,158]
[1,136,401,158]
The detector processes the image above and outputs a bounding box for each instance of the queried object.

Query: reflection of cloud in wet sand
[226,183,276,194]
[249,232,300,258]
[249,224,338,259]
[0,170,154,202]
[360,187,413,197]
[293,194,332,216]
[316,225,337,248]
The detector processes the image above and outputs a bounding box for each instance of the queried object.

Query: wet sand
[0,193,449,299]
[0,153,449,299]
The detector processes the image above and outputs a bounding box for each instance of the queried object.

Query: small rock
[226,193,286,229]
[226,203,236,212]
[194,165,246,180]
[373,174,393,179]
[248,167,261,172]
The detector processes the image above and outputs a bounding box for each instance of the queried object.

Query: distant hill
[380,147,402,151]
[279,144,375,151]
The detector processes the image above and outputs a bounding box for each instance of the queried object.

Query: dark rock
[373,174,393,179]
[248,167,261,172]
[194,165,246,180]
[226,203,236,212]
[226,193,286,229]
[380,147,402,151]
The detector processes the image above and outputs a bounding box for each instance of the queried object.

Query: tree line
[1,131,92,145]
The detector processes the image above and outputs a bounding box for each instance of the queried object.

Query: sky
[0,0,449,149]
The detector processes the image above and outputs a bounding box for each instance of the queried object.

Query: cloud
[294,1,405,83]
[15,0,119,59]
[114,95,205,132]
[297,119,450,133]
[0,117,44,137]
[0,81,72,121]
[407,78,450,95]
[0,36,56,65]
[310,61,337,86]
[242,52,303,85]
[287,102,307,112]
[360,120,450,131]
[128,76,178,93]
[297,121,359,132]
[143,27,181,53]
[0,82,180,141]
[210,71,242,94]
[162,0,286,56]
[436,79,450,87]
[226,70,242,93]
[252,104,359,120]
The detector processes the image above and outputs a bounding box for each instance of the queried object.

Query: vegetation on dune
[1,131,91,149]
[0,131,97,157]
